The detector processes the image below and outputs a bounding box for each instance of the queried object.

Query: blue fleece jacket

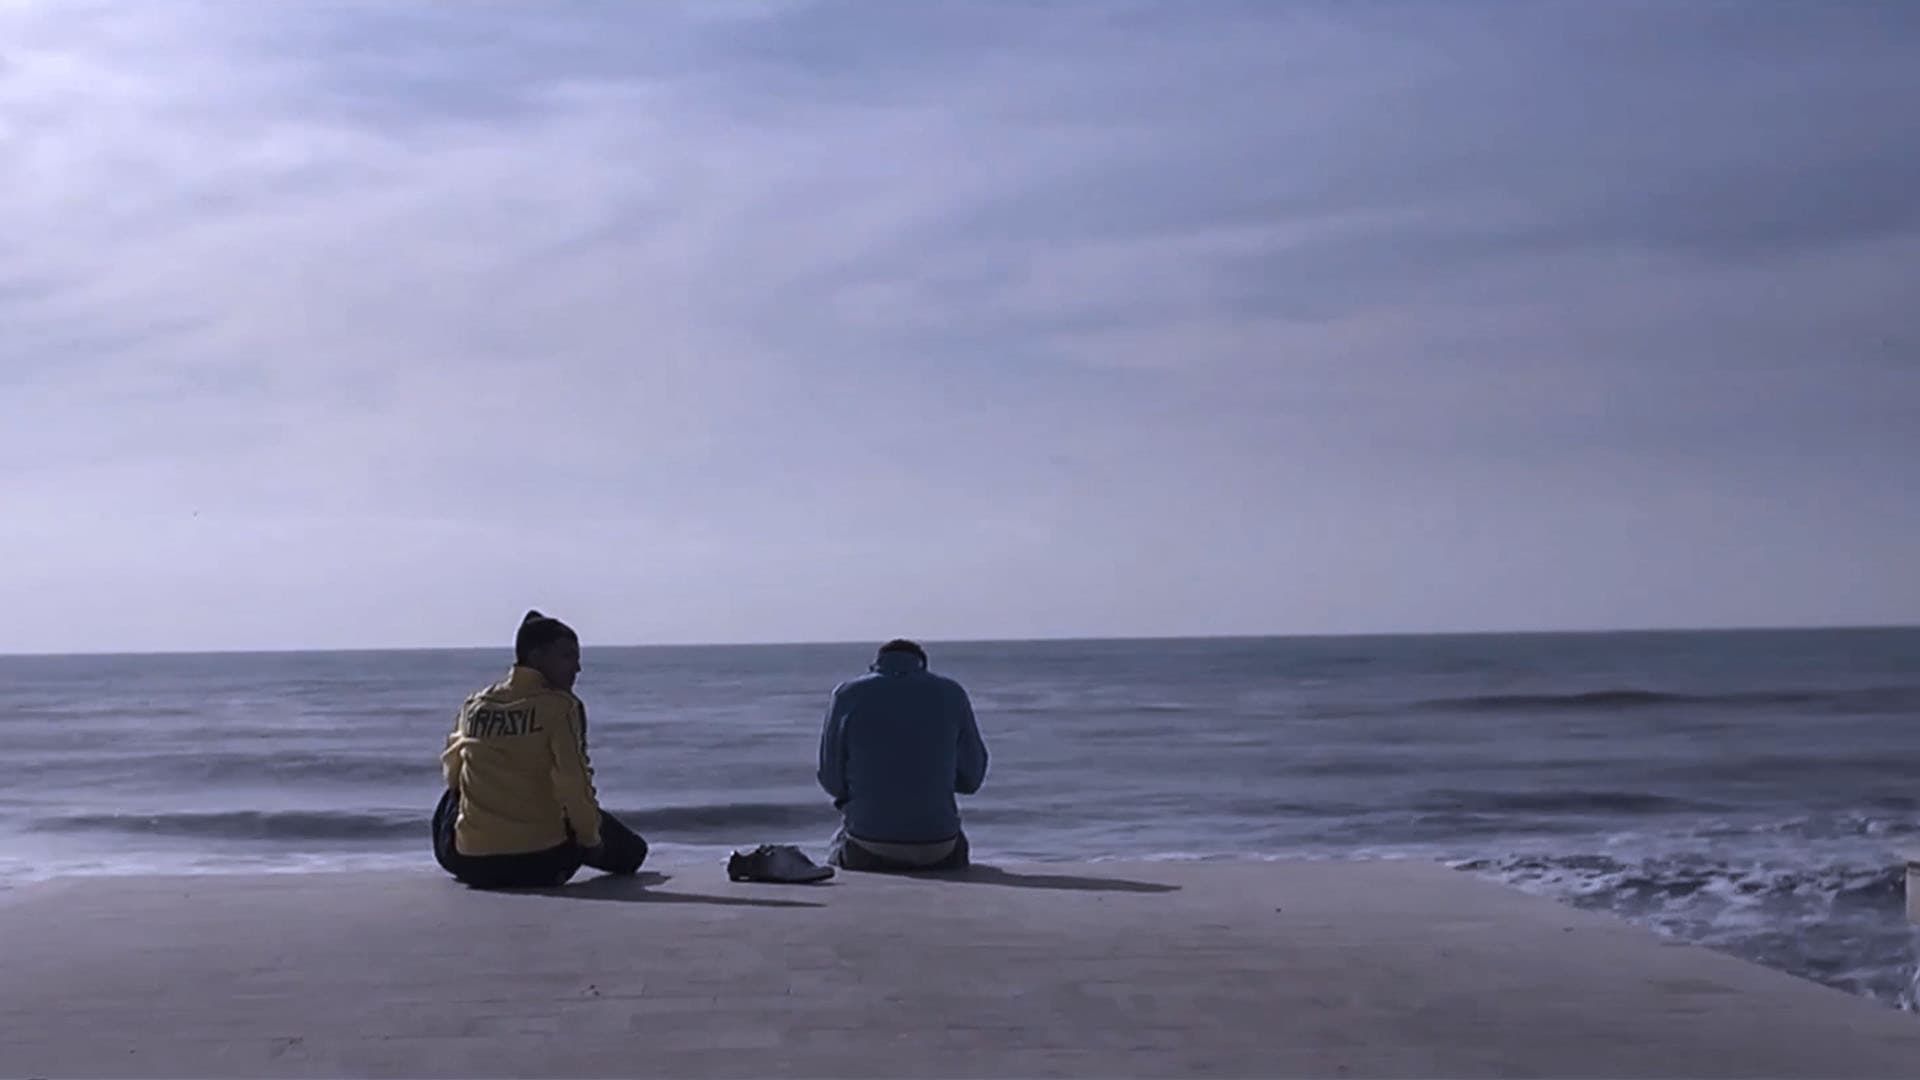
[816,651,989,844]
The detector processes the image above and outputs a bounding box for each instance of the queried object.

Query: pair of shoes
[727,844,835,884]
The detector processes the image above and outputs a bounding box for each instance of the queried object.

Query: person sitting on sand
[433,610,649,889]
[817,639,989,872]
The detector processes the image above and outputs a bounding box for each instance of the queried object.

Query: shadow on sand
[907,865,1181,894]
[527,872,827,909]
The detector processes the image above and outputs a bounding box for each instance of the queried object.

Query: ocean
[4,628,1917,1008]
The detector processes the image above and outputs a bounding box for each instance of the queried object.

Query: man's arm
[954,684,988,795]
[547,697,603,849]
[440,707,465,791]
[817,686,849,806]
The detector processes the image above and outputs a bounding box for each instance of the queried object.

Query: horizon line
[2,620,1915,660]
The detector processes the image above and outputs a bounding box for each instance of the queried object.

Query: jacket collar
[504,665,555,693]
[871,651,927,676]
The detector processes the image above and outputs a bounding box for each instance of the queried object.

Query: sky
[2,1,1917,653]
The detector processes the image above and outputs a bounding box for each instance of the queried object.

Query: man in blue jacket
[817,639,989,872]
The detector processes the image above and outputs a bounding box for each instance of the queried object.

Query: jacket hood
[871,651,927,676]
[493,665,561,697]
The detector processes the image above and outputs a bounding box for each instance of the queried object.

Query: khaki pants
[829,827,970,873]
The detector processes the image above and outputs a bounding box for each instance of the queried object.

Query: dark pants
[433,789,647,889]
[829,828,971,873]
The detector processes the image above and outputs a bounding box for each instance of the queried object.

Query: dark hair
[515,610,577,664]
[876,638,928,664]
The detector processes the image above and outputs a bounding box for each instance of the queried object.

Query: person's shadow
[528,872,827,908]
[912,865,1180,894]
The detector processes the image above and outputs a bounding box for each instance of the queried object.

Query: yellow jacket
[441,666,603,855]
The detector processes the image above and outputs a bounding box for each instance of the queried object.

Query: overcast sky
[2,1,1916,653]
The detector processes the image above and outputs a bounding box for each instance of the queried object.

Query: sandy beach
[3,858,1917,1078]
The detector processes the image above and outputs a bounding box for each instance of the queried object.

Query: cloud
[0,1,1916,651]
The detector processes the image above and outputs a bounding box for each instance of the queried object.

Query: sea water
[3,629,1916,1006]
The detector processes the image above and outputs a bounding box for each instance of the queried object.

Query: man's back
[441,665,602,856]
[818,647,988,845]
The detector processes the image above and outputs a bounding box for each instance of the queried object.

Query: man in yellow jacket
[433,610,648,888]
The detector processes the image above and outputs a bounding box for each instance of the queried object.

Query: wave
[610,801,834,833]
[1653,753,1920,785]
[31,810,422,841]
[27,802,838,844]
[1454,852,1916,1008]
[1419,789,1722,815]
[1455,852,1905,913]
[1413,686,1919,714]
[1001,701,1194,717]
[1685,812,1920,842]
[23,752,430,786]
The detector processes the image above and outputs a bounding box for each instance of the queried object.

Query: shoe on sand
[727,844,835,884]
